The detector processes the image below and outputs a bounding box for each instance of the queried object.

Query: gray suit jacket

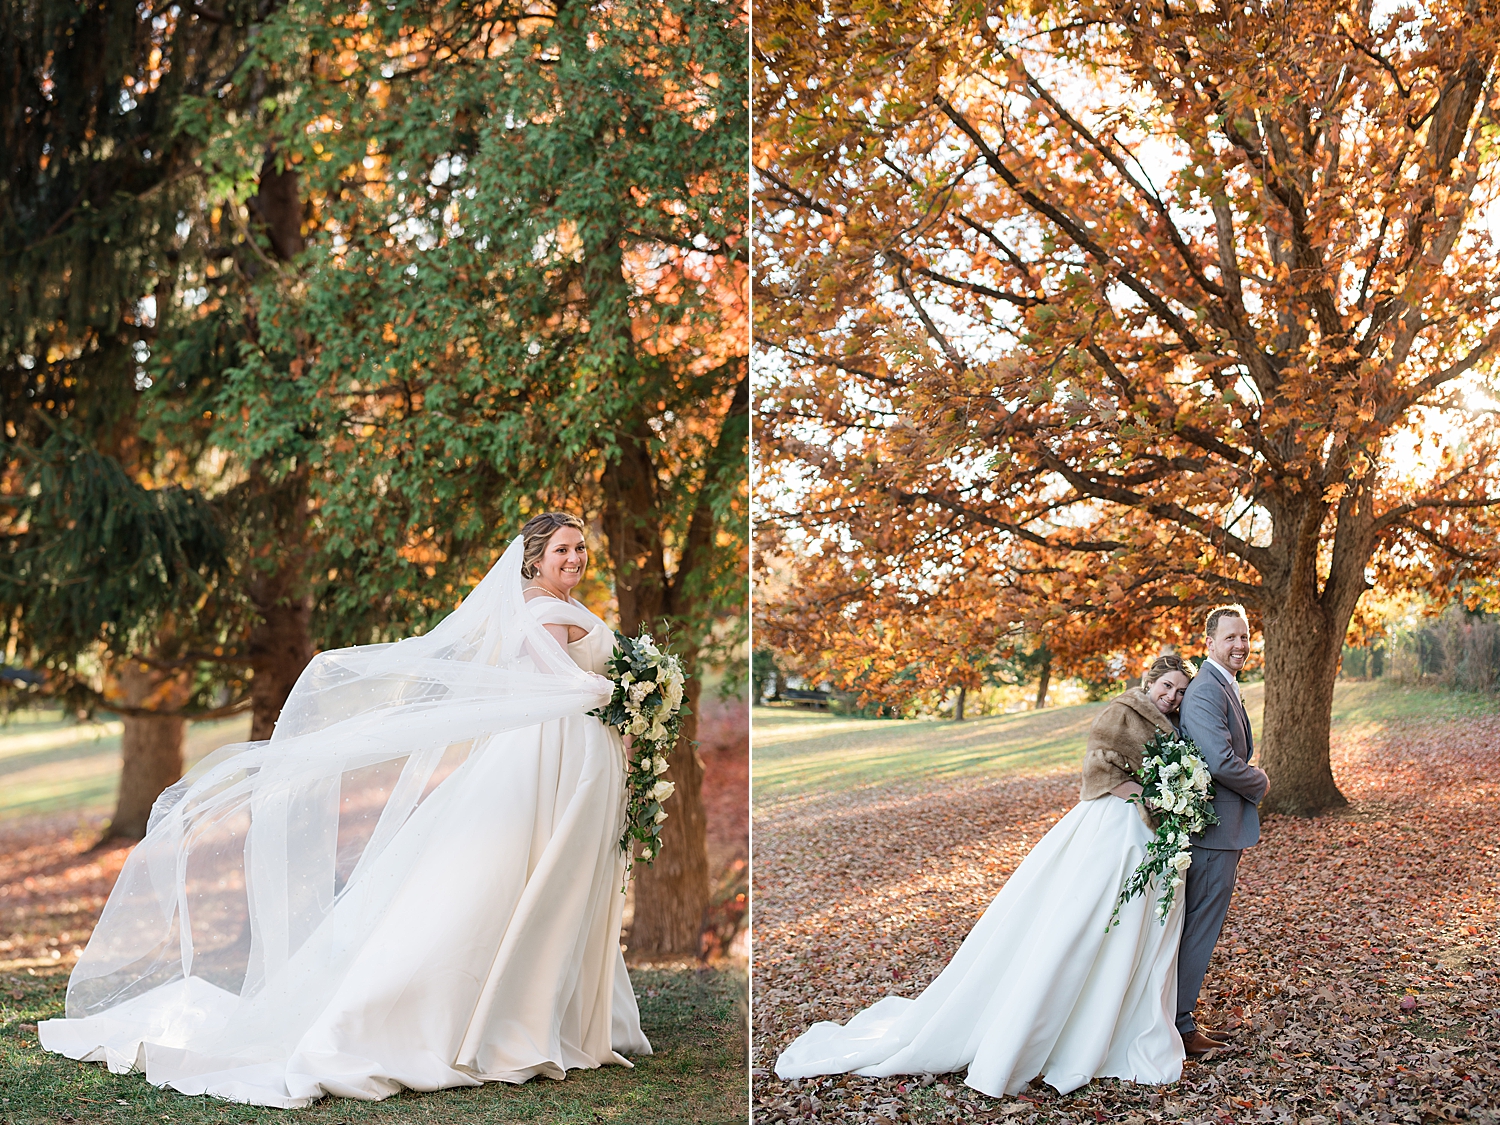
[1177,663,1268,851]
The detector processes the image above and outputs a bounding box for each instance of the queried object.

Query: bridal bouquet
[591,629,689,869]
[1108,730,1219,930]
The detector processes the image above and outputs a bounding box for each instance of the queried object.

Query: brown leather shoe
[1199,1027,1232,1043]
[1181,1030,1223,1056]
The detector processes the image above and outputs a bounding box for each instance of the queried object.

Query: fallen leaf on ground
[752,714,1500,1123]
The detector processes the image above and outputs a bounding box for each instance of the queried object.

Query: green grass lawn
[0,964,747,1124]
[752,678,1500,801]
[0,713,252,825]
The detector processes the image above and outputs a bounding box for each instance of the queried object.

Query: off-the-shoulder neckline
[522,584,581,606]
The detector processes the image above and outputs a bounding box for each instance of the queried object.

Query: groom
[1175,604,1269,1056]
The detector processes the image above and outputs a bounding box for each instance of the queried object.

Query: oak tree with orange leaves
[755,0,1500,813]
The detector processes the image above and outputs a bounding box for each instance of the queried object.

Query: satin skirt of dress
[39,713,651,1107]
[774,794,1184,1098]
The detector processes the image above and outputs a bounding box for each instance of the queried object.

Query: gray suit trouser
[1175,845,1241,1035]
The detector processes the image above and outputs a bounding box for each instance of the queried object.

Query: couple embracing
[775,605,1270,1098]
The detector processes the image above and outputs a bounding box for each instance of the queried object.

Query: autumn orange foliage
[754,0,1500,813]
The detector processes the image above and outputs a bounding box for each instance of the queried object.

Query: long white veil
[66,535,612,1020]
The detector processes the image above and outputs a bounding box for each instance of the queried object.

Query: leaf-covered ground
[0,698,749,1124]
[751,688,1500,1124]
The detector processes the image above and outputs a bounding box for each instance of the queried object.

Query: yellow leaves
[1323,482,1348,504]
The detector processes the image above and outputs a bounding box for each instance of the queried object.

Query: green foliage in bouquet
[592,630,690,871]
[1109,729,1220,930]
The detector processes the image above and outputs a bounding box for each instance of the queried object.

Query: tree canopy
[755,0,1500,813]
[158,0,748,651]
[4,0,746,949]
[165,0,750,953]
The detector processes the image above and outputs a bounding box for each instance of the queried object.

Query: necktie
[1227,676,1248,737]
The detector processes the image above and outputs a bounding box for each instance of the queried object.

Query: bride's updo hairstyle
[1143,653,1192,688]
[520,511,587,579]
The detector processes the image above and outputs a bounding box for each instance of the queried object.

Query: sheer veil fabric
[39,535,652,1107]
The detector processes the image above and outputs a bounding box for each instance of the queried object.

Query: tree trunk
[601,426,669,633]
[102,660,192,840]
[111,713,186,838]
[1034,657,1052,710]
[628,672,711,959]
[1257,599,1349,816]
[606,481,711,956]
[953,684,966,721]
[251,153,306,261]
[247,592,314,741]
[239,158,314,740]
[240,461,315,741]
[600,358,742,960]
[601,403,721,958]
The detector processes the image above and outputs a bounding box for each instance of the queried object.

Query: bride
[40,512,652,1107]
[775,655,1196,1098]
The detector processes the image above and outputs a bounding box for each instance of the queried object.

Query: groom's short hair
[1204,603,1249,641]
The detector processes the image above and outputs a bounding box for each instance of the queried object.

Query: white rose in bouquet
[651,779,676,801]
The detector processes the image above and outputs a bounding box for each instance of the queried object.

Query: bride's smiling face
[537,527,588,593]
[1148,670,1190,716]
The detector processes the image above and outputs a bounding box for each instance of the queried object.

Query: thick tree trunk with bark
[604,366,745,958]
[1252,490,1373,815]
[628,672,712,958]
[605,426,711,955]
[236,157,315,741]
[1254,552,1362,816]
[1257,593,1350,816]
[952,685,966,721]
[112,713,186,838]
[601,425,669,633]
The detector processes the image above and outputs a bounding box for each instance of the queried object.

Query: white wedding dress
[775,794,1184,1097]
[40,537,651,1107]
